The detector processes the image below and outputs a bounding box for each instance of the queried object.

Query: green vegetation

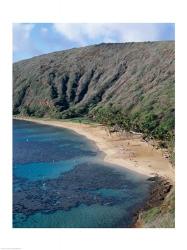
[140,188,175,228]
[20,104,50,118]
[89,105,131,131]
[88,105,174,161]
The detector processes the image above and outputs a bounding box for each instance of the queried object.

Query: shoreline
[13,116,175,183]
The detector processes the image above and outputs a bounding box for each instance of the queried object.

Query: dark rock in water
[129,177,173,227]
[147,176,160,182]
[13,120,153,227]
[14,162,140,216]
[140,177,172,212]
[147,179,172,207]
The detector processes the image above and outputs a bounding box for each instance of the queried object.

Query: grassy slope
[140,188,175,228]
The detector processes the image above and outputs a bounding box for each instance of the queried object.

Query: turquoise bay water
[13,119,150,228]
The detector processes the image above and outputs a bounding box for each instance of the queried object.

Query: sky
[13,23,175,62]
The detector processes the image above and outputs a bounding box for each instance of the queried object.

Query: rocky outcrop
[132,176,174,228]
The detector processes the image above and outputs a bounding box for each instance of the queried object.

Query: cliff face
[13,41,174,125]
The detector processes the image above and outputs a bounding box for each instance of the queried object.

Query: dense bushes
[61,106,87,119]
[89,105,174,146]
[89,106,131,131]
[19,104,51,118]
[89,105,174,163]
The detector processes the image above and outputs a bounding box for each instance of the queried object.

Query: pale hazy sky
[13,23,175,62]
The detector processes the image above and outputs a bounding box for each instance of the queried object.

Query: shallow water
[13,119,150,228]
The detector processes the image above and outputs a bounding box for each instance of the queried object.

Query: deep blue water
[13,119,150,228]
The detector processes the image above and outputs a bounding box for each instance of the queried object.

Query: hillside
[13,41,175,147]
[13,41,175,228]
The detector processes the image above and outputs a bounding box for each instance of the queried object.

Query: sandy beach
[13,116,175,183]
